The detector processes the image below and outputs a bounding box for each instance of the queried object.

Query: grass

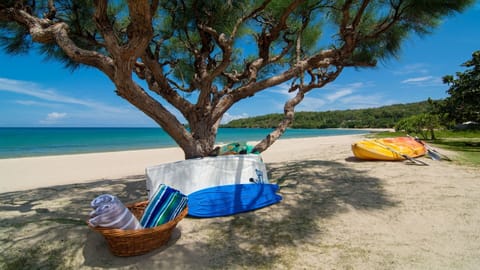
[368,129,480,166]
[430,130,480,165]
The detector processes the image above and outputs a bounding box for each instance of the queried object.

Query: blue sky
[1,4,479,127]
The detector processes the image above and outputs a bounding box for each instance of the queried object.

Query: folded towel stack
[140,184,188,228]
[89,194,143,230]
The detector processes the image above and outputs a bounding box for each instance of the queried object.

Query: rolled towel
[140,184,188,228]
[91,194,119,209]
[89,194,142,230]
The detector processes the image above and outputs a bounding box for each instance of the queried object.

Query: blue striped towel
[140,184,188,228]
[89,194,143,230]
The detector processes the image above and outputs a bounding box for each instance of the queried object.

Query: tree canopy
[0,0,474,159]
[395,113,440,140]
[441,50,480,125]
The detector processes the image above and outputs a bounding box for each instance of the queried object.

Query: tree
[442,50,480,125]
[395,113,440,140]
[0,0,473,159]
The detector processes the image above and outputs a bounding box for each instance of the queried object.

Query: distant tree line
[222,101,433,129]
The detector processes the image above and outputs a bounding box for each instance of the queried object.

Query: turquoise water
[0,128,368,158]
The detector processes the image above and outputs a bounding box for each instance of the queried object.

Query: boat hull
[352,137,426,161]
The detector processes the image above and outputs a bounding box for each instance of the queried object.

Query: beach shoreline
[0,134,366,193]
[0,127,383,160]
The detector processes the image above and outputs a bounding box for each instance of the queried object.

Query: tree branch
[141,54,194,117]
[0,6,115,77]
[212,48,338,124]
[125,0,153,57]
[115,81,195,158]
[352,0,371,28]
[45,0,56,19]
[221,0,304,88]
[257,0,304,61]
[364,0,405,39]
[93,0,120,54]
[253,66,343,153]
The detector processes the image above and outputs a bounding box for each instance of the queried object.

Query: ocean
[0,127,369,158]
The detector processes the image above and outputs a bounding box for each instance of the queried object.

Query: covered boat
[145,154,269,197]
[145,154,279,218]
[352,136,426,161]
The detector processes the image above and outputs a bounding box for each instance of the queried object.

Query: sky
[1,3,479,127]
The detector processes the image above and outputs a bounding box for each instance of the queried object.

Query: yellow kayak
[352,137,426,161]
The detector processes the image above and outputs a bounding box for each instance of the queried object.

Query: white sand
[0,147,184,193]
[1,134,480,269]
[0,134,361,193]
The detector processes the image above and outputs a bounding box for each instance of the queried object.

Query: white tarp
[145,154,269,198]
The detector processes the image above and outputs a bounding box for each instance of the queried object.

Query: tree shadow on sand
[0,175,148,269]
[168,159,398,269]
[0,160,397,269]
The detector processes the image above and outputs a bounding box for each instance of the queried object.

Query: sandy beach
[1,134,479,269]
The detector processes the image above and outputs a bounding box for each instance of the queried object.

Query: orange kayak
[352,137,426,161]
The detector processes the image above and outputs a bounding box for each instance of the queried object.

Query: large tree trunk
[115,80,219,159]
[184,124,218,159]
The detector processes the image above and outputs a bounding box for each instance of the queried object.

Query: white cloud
[0,77,125,113]
[326,89,353,102]
[393,63,429,76]
[401,76,442,87]
[47,112,67,120]
[296,96,326,111]
[401,76,433,84]
[40,112,68,124]
[15,99,62,108]
[314,82,367,107]
[265,81,371,112]
[0,77,159,126]
[266,82,294,97]
[222,112,249,124]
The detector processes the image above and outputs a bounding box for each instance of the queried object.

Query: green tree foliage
[395,113,440,140]
[0,0,474,158]
[441,50,480,124]
[224,101,433,129]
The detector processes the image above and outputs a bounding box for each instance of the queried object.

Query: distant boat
[352,137,426,161]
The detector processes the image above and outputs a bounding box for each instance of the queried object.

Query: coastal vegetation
[223,101,433,129]
[0,1,474,159]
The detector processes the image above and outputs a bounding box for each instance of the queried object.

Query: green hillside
[223,101,433,129]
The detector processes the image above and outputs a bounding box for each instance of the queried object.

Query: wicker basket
[88,200,188,257]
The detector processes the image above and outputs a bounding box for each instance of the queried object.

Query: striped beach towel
[140,184,188,228]
[89,194,142,230]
